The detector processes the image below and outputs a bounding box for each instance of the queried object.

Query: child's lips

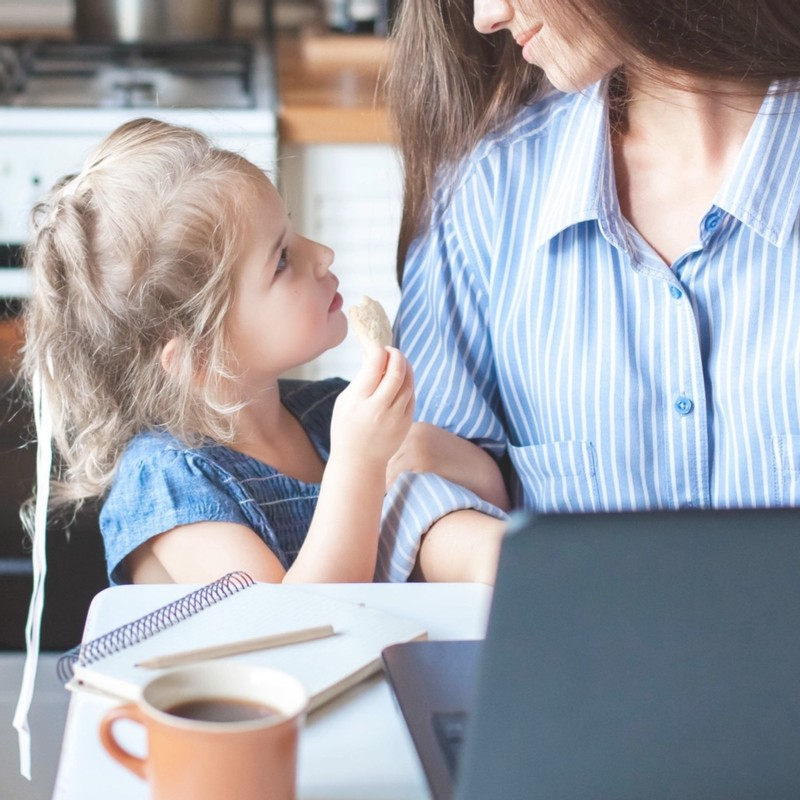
[329,291,343,312]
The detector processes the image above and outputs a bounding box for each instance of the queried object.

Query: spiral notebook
[58,572,427,711]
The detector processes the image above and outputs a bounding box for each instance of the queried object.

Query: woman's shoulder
[474,88,577,159]
[441,87,588,203]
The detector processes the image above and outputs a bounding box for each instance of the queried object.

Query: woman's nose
[473,0,513,33]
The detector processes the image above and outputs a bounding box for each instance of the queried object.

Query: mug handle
[99,703,147,779]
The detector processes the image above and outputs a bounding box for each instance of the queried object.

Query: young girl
[22,117,507,587]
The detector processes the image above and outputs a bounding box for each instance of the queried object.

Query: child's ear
[160,337,182,375]
[161,336,208,387]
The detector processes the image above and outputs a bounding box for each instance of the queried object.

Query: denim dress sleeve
[99,432,252,585]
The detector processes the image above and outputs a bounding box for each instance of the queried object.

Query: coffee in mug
[99,662,308,800]
[164,696,281,723]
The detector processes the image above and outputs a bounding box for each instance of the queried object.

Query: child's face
[227,179,347,380]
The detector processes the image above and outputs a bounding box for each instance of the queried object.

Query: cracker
[348,296,393,349]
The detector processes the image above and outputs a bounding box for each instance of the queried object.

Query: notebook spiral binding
[56,571,255,683]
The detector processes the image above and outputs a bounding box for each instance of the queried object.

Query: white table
[52,583,492,800]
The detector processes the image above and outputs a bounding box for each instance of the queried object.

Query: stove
[0,37,278,297]
[0,40,265,109]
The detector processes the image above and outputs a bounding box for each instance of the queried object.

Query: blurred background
[0,1,403,796]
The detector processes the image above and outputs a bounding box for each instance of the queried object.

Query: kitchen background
[0,1,402,796]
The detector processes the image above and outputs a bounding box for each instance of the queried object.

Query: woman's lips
[516,24,543,61]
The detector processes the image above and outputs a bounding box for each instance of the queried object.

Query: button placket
[661,271,710,506]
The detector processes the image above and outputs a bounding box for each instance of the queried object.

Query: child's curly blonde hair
[22,117,270,522]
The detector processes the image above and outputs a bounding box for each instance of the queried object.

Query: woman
[381,0,800,580]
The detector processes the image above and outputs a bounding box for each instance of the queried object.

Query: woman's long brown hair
[387,0,800,280]
[386,0,543,280]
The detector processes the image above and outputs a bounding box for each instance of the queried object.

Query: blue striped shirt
[379,78,800,577]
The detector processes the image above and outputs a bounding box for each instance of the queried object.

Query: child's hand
[329,346,415,469]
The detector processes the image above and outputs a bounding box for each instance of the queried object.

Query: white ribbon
[12,368,52,780]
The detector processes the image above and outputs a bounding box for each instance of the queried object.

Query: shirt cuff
[375,472,509,582]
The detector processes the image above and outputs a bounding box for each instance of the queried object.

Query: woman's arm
[376,155,514,582]
[413,509,506,584]
[387,422,510,510]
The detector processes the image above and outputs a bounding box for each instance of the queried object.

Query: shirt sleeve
[378,159,511,576]
[99,443,251,585]
[396,159,508,455]
[375,472,508,582]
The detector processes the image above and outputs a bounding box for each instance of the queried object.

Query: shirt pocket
[770,434,800,505]
[508,440,599,512]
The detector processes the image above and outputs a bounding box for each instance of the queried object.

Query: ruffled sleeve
[99,433,251,585]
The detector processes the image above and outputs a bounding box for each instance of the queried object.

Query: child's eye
[275,248,289,274]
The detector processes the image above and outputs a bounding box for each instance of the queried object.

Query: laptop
[382,508,800,800]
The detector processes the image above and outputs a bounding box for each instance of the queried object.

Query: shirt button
[674,395,694,415]
[704,211,722,232]
[669,285,683,300]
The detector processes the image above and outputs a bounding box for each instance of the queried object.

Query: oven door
[0,257,108,651]
[0,246,30,299]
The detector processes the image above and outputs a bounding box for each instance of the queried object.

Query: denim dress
[100,378,346,584]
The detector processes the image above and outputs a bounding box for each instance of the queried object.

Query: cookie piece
[348,296,393,349]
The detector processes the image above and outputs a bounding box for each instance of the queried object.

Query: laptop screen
[385,508,800,800]
[455,508,800,800]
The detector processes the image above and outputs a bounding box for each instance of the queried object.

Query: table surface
[51,582,492,800]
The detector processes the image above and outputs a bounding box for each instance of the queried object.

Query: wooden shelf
[277,31,394,145]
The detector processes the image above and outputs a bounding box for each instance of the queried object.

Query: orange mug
[99,662,308,800]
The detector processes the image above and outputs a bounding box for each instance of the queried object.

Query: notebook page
[70,582,427,707]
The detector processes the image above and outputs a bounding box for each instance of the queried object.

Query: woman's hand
[329,346,415,469]
[387,422,511,510]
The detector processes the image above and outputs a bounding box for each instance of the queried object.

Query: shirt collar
[715,80,800,248]
[534,79,628,252]
[534,78,800,252]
